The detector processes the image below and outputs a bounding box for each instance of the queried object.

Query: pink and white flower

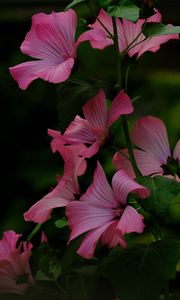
[113,116,180,179]
[66,162,150,259]
[9,9,77,90]
[58,89,133,158]
[0,231,34,294]
[77,9,179,58]
[24,131,87,224]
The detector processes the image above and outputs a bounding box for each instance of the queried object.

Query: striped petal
[107,90,134,127]
[131,116,171,164]
[116,205,145,235]
[81,161,117,208]
[112,170,150,205]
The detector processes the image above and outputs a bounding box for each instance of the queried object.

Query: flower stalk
[112,16,141,177]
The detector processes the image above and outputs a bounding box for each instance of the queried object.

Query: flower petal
[113,148,163,178]
[100,220,126,248]
[9,58,74,90]
[64,115,95,144]
[21,10,77,60]
[83,89,107,129]
[67,201,114,242]
[81,161,117,207]
[123,11,179,58]
[107,90,134,127]
[131,116,171,164]
[9,10,77,89]
[116,205,145,235]
[77,28,112,49]
[77,9,114,50]
[79,140,100,158]
[112,170,150,205]
[173,140,180,163]
[77,221,115,259]
[24,178,75,223]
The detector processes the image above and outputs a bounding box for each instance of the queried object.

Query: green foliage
[54,218,68,229]
[107,0,140,22]
[143,23,180,37]
[136,176,180,220]
[99,0,112,9]
[66,0,88,10]
[99,240,180,300]
[57,73,101,132]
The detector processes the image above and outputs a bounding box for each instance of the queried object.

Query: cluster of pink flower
[1,6,179,295]
[0,231,34,294]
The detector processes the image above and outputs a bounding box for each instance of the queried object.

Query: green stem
[112,17,140,177]
[122,18,148,55]
[86,2,113,38]
[112,17,122,89]
[27,224,42,241]
[121,116,141,177]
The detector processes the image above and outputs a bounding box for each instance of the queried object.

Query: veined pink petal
[78,9,178,59]
[81,161,117,208]
[112,170,150,205]
[24,197,69,224]
[83,89,107,129]
[79,140,100,158]
[107,90,134,127]
[173,140,180,163]
[47,129,64,153]
[21,10,77,60]
[122,18,144,54]
[24,177,76,223]
[113,148,163,178]
[76,28,112,49]
[0,231,34,294]
[0,231,21,258]
[131,116,171,164]
[83,9,114,49]
[77,221,115,259]
[64,116,96,144]
[116,205,145,235]
[100,220,126,248]
[9,9,77,89]
[9,58,74,90]
[127,12,179,58]
[113,149,135,178]
[67,201,114,242]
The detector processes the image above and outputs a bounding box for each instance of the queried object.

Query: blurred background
[0,0,180,237]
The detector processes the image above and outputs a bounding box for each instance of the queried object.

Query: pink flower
[9,9,77,90]
[66,162,150,259]
[0,231,34,294]
[77,9,179,58]
[24,131,87,224]
[59,89,133,158]
[113,116,180,179]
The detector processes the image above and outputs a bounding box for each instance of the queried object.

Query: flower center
[16,273,30,285]
[114,207,124,218]
[161,156,180,177]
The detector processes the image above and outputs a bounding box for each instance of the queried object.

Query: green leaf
[57,73,100,132]
[99,240,180,300]
[99,0,112,9]
[66,0,88,10]
[54,218,68,229]
[108,0,140,22]
[66,265,114,300]
[143,22,180,37]
[136,176,180,219]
